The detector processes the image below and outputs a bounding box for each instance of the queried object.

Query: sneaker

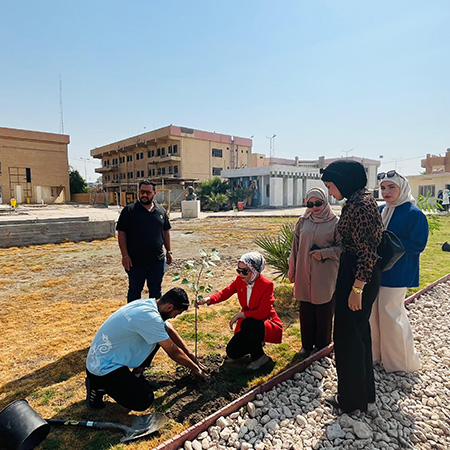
[85,377,105,409]
[247,354,270,370]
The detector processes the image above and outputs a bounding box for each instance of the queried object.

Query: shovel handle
[47,419,129,433]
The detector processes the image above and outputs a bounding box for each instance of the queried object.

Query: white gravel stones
[183,280,450,450]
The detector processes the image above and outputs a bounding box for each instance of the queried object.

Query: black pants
[86,345,160,411]
[226,317,265,361]
[333,252,381,413]
[299,299,334,351]
[126,258,165,302]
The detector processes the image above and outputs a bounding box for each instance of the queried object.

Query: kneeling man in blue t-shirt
[86,287,207,410]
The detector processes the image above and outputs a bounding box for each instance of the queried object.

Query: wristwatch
[166,251,172,255]
[352,286,363,295]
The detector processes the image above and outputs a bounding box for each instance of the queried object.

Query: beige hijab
[303,187,336,223]
[380,173,415,229]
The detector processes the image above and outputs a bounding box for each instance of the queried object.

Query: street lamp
[266,134,276,158]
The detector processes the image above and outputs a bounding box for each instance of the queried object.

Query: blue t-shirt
[86,299,170,376]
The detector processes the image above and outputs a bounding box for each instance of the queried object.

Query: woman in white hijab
[196,252,283,370]
[288,187,341,357]
[370,171,429,373]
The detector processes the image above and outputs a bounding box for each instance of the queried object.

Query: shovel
[0,399,168,449]
[47,411,169,443]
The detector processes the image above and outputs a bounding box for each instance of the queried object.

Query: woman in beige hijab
[288,187,341,357]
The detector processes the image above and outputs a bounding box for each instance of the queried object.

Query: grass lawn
[0,215,448,450]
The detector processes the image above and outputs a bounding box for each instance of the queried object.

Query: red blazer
[209,275,283,344]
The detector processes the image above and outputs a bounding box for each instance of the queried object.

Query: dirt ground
[0,216,300,450]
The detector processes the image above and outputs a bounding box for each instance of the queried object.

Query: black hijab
[321,160,367,199]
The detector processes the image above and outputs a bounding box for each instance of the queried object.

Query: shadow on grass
[0,347,89,410]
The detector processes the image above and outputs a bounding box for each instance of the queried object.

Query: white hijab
[380,173,415,229]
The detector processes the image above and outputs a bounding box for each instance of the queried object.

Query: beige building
[407,149,450,200]
[0,127,70,205]
[90,125,253,205]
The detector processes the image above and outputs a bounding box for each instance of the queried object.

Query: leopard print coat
[337,188,383,282]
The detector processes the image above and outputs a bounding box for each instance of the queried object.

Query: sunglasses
[236,267,250,275]
[306,200,324,208]
[377,170,405,181]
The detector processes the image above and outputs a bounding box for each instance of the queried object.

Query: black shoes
[325,394,341,409]
[85,377,105,409]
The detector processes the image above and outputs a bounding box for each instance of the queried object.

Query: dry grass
[0,217,299,450]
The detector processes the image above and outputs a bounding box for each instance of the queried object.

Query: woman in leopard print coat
[321,160,383,413]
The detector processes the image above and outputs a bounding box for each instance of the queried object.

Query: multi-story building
[0,127,70,205]
[407,149,450,199]
[90,125,253,205]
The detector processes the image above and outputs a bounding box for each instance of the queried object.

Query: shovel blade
[120,412,168,443]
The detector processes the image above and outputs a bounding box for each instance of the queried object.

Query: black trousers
[126,258,165,302]
[333,252,381,413]
[299,299,334,351]
[86,345,160,411]
[226,317,265,361]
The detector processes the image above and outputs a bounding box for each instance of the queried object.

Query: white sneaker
[247,354,270,370]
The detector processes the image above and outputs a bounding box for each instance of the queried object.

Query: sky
[1,0,450,182]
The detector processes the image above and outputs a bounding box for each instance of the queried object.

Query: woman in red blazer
[197,252,283,370]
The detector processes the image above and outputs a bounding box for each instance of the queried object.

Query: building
[0,127,70,205]
[407,149,450,199]
[221,155,381,207]
[90,125,253,205]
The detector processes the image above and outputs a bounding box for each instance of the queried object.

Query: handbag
[377,230,405,272]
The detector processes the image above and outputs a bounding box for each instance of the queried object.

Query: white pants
[370,286,421,373]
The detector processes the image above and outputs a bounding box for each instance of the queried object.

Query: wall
[0,127,70,204]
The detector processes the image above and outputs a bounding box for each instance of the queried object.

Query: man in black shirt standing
[116,180,173,302]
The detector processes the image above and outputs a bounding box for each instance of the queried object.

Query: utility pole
[342,148,353,158]
[59,74,64,134]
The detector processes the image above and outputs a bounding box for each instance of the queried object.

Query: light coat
[288,216,341,304]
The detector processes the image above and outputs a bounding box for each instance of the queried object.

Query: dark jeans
[333,252,381,413]
[86,345,160,411]
[126,258,166,302]
[299,299,334,352]
[226,317,265,361]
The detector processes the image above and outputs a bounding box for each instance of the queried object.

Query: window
[26,168,31,182]
[136,153,140,160]
[174,165,178,174]
[212,148,223,158]
[161,147,165,156]
[0,162,2,174]
[152,168,156,176]
[168,166,173,174]
[173,144,178,154]
[162,167,166,175]
[148,151,151,158]
[140,152,143,159]
[157,148,161,156]
[419,185,435,197]
[127,155,132,162]
[168,145,172,154]
[157,168,162,176]
[212,167,222,176]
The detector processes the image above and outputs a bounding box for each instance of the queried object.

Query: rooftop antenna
[342,148,353,158]
[266,134,276,157]
[59,73,64,134]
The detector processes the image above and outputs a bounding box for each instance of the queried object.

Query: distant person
[288,187,341,357]
[443,188,450,212]
[370,171,428,372]
[117,180,172,302]
[85,288,207,410]
[321,160,383,413]
[196,252,282,370]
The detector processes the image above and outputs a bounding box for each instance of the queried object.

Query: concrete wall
[0,217,116,248]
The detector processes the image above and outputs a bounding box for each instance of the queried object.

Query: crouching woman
[196,252,282,370]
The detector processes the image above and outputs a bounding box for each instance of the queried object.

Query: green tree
[69,168,87,194]
[416,192,442,235]
[196,178,230,209]
[173,249,220,358]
